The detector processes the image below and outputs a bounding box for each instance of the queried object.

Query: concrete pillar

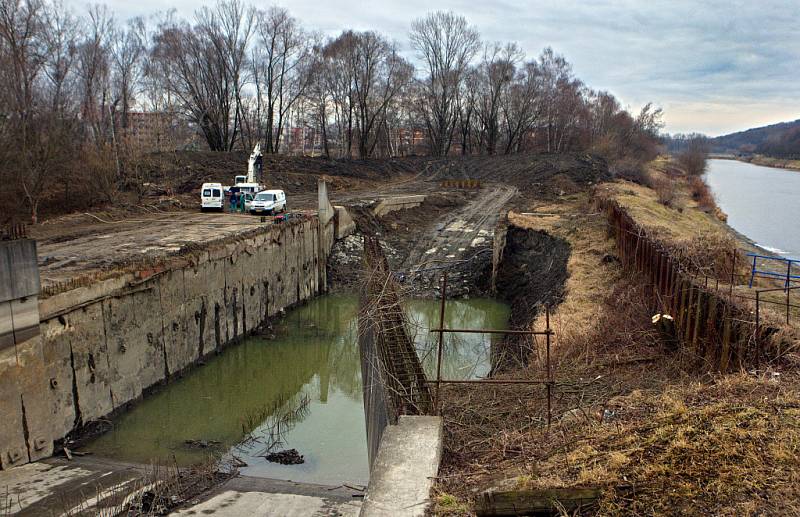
[318,180,334,226]
[0,239,41,352]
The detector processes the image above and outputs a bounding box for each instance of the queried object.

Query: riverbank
[719,154,800,172]
[431,158,800,515]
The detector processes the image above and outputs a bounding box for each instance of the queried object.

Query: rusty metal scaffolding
[598,198,777,371]
[429,272,556,427]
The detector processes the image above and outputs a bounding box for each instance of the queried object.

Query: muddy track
[397,184,517,288]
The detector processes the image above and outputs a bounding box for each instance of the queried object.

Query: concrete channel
[0,184,449,515]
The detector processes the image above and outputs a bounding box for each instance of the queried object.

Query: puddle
[84,294,509,486]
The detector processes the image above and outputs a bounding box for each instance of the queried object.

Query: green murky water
[84,294,509,485]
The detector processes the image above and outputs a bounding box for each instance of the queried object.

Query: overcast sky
[65,0,800,136]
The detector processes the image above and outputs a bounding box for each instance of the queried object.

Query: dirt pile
[327,192,471,294]
[420,152,609,198]
[146,151,430,194]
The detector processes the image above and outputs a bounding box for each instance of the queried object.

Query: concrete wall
[0,216,335,470]
[1,239,41,351]
[372,196,426,218]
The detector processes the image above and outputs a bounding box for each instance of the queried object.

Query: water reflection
[85,294,509,485]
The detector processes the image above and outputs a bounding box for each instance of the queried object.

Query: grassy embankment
[740,154,800,171]
[431,158,800,516]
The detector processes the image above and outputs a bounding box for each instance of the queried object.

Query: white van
[250,190,286,215]
[200,183,224,211]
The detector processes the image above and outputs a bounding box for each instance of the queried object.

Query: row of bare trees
[1,0,664,222]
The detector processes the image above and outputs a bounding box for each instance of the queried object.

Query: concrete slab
[173,490,361,517]
[0,457,141,516]
[334,206,356,240]
[0,458,363,517]
[359,416,443,517]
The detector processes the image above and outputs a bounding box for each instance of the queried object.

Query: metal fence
[1,223,27,241]
[599,198,775,371]
[358,235,434,467]
[747,253,799,289]
[428,271,556,427]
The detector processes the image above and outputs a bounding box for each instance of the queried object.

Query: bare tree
[152,0,253,151]
[343,31,412,158]
[537,47,585,152]
[500,60,543,154]
[410,11,479,156]
[41,0,78,115]
[251,6,313,153]
[475,42,521,155]
[0,0,50,222]
[77,4,114,145]
[455,68,479,154]
[110,17,144,131]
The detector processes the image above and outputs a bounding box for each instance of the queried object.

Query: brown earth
[32,152,608,296]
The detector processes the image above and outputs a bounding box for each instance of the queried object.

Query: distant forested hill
[711,119,800,157]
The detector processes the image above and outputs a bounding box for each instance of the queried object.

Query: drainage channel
[81,293,510,487]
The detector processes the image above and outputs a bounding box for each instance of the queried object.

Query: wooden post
[545,307,552,429]
[720,308,732,372]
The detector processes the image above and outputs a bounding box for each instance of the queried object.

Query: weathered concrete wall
[334,206,356,240]
[0,216,336,470]
[1,239,41,350]
[372,196,426,218]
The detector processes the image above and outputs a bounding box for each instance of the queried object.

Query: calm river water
[705,159,800,259]
[84,294,509,486]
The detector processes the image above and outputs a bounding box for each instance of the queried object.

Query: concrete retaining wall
[372,196,426,218]
[0,217,335,470]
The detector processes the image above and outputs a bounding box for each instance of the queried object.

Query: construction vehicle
[230,144,264,195]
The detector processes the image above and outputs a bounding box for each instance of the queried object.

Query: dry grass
[595,181,724,245]
[509,193,623,353]
[651,176,680,209]
[595,179,747,281]
[431,165,800,516]
[517,372,800,515]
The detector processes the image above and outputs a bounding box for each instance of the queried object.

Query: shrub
[611,158,653,187]
[652,176,678,208]
[688,176,716,211]
[675,136,709,176]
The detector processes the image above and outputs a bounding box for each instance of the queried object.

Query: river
[83,294,509,486]
[705,159,800,259]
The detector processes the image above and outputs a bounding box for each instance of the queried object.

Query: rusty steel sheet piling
[595,197,785,371]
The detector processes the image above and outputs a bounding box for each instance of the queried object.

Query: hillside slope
[711,119,800,154]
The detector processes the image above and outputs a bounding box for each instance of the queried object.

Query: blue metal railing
[747,253,800,289]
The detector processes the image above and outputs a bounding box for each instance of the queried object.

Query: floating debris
[263,448,304,465]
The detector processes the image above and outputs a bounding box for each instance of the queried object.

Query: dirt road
[396,184,517,290]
